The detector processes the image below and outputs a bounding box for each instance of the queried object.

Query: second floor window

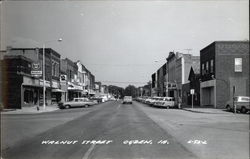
[235,58,242,72]
[206,61,209,73]
[210,60,214,73]
[202,64,205,75]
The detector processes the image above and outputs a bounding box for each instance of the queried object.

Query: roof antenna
[184,49,192,54]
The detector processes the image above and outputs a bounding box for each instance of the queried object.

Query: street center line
[82,144,96,159]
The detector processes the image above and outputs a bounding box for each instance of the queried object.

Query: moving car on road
[122,96,133,104]
[58,98,97,109]
[226,96,250,113]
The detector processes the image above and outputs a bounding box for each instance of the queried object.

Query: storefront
[38,79,51,106]
[22,76,41,107]
[68,82,83,101]
[51,80,63,104]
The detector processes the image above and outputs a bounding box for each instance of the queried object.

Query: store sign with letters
[31,62,42,77]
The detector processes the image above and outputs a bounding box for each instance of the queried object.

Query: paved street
[1,101,249,159]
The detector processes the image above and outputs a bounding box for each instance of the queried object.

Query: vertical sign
[190,89,195,109]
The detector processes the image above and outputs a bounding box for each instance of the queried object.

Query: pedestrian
[178,96,182,109]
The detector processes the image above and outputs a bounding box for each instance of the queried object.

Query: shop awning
[52,89,66,93]
[68,88,83,92]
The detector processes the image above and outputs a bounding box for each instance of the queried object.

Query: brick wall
[215,41,249,108]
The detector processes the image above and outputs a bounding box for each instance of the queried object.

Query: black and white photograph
[0,0,249,159]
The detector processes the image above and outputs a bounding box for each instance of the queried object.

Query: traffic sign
[190,89,195,95]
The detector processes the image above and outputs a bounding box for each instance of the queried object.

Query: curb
[182,108,229,114]
[0,107,60,115]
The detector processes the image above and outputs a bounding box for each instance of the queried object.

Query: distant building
[156,63,167,97]
[166,52,199,101]
[182,60,200,106]
[151,73,157,96]
[61,58,82,101]
[200,41,249,108]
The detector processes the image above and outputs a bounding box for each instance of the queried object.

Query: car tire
[65,105,70,109]
[84,104,89,108]
[240,107,247,114]
[226,105,231,112]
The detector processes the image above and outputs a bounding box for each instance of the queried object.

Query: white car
[226,96,250,113]
[149,97,162,106]
[153,97,176,108]
[122,96,133,104]
[58,98,97,109]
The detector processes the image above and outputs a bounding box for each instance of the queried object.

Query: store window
[235,58,242,72]
[206,61,209,73]
[202,64,205,75]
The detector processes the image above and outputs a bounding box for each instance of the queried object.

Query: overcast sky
[1,0,249,87]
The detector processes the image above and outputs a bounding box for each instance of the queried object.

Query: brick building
[151,73,157,96]
[1,48,61,108]
[166,52,199,101]
[1,55,32,109]
[61,58,82,101]
[200,41,249,108]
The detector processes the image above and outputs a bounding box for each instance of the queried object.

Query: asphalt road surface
[2,101,197,159]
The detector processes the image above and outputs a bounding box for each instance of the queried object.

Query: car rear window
[124,96,132,99]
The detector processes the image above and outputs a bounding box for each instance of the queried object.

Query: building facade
[1,55,33,109]
[166,52,199,101]
[61,58,82,101]
[200,41,249,108]
[151,73,157,96]
[1,48,62,108]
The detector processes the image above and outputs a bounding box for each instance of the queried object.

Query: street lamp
[42,38,62,110]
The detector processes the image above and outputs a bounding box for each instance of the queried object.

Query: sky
[0,0,249,88]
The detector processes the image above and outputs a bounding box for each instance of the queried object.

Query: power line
[84,63,156,67]
[101,81,148,84]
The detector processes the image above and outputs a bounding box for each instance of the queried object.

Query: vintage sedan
[58,98,97,109]
[153,97,176,109]
[226,96,250,113]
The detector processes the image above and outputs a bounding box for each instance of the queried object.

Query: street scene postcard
[0,0,249,159]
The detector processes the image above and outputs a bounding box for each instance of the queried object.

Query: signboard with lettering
[60,75,67,82]
[190,89,195,95]
[31,62,42,77]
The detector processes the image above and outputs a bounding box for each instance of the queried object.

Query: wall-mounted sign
[60,75,67,81]
[31,62,42,77]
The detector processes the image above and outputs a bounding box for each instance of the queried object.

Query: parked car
[122,96,133,104]
[90,97,103,103]
[149,97,162,106]
[58,98,97,109]
[153,97,176,108]
[100,95,108,102]
[226,96,250,113]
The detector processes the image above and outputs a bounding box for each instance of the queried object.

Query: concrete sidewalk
[182,107,230,114]
[0,105,59,115]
